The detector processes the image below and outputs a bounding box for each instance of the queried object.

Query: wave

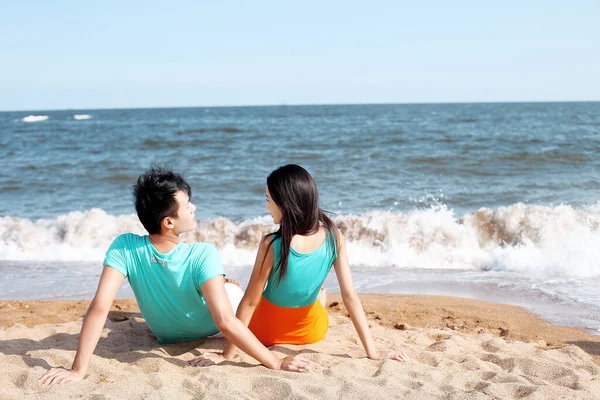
[1,204,599,277]
[499,151,588,163]
[22,115,48,122]
[73,114,92,120]
[450,118,478,124]
[407,151,589,166]
[176,127,244,135]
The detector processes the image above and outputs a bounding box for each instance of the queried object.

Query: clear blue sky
[1,1,599,111]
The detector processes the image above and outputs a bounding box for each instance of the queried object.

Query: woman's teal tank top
[262,232,337,308]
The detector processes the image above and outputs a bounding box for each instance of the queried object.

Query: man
[40,167,309,387]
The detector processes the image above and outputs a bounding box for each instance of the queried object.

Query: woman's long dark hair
[263,164,337,284]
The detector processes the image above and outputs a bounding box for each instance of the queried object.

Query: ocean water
[1,103,599,333]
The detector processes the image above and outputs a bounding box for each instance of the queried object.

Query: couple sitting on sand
[40,164,408,387]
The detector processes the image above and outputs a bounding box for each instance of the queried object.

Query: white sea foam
[73,114,92,120]
[1,204,599,278]
[22,115,48,122]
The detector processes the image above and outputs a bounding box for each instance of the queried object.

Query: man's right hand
[39,367,84,387]
[279,354,313,372]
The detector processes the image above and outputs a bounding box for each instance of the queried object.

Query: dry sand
[1,294,599,399]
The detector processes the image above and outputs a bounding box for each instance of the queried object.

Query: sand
[1,294,599,399]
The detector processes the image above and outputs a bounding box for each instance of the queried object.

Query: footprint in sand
[405,380,424,390]
[249,377,292,400]
[13,372,28,388]
[427,340,448,352]
[416,352,440,367]
[182,378,206,397]
[513,385,537,398]
[480,371,497,381]
[464,381,490,392]
[428,333,452,341]
[481,338,505,353]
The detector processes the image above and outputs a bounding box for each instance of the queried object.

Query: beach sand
[1,294,599,399]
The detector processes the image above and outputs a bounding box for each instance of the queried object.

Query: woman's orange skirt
[248,296,328,346]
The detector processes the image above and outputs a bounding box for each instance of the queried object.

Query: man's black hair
[133,166,192,234]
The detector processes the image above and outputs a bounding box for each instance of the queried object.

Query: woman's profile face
[266,186,283,224]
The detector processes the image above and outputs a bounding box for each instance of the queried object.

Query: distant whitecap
[73,114,92,120]
[22,115,48,122]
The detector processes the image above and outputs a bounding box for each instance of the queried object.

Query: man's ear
[163,216,175,230]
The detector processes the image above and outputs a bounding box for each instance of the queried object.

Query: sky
[1,0,599,111]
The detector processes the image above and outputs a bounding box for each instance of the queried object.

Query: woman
[191,164,407,367]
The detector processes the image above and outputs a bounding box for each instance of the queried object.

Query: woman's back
[263,227,337,308]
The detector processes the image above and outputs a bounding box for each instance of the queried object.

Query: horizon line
[1,99,599,113]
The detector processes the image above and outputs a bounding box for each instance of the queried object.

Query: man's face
[171,190,197,234]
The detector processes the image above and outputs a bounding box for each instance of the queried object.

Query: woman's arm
[333,230,408,361]
[39,266,125,387]
[194,275,309,372]
[222,235,274,359]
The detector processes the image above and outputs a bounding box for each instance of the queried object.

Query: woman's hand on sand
[189,353,315,372]
[39,367,84,387]
[279,355,314,372]
[368,350,409,362]
[188,352,227,367]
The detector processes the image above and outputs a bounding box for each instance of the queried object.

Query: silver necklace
[151,254,168,267]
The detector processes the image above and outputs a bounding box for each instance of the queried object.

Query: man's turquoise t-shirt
[103,233,224,343]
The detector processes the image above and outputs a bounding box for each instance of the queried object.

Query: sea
[1,102,599,334]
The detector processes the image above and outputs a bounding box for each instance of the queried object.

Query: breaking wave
[1,203,599,277]
[22,115,48,122]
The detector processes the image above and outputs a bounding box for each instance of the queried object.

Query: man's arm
[222,235,274,359]
[195,275,309,372]
[39,266,124,387]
